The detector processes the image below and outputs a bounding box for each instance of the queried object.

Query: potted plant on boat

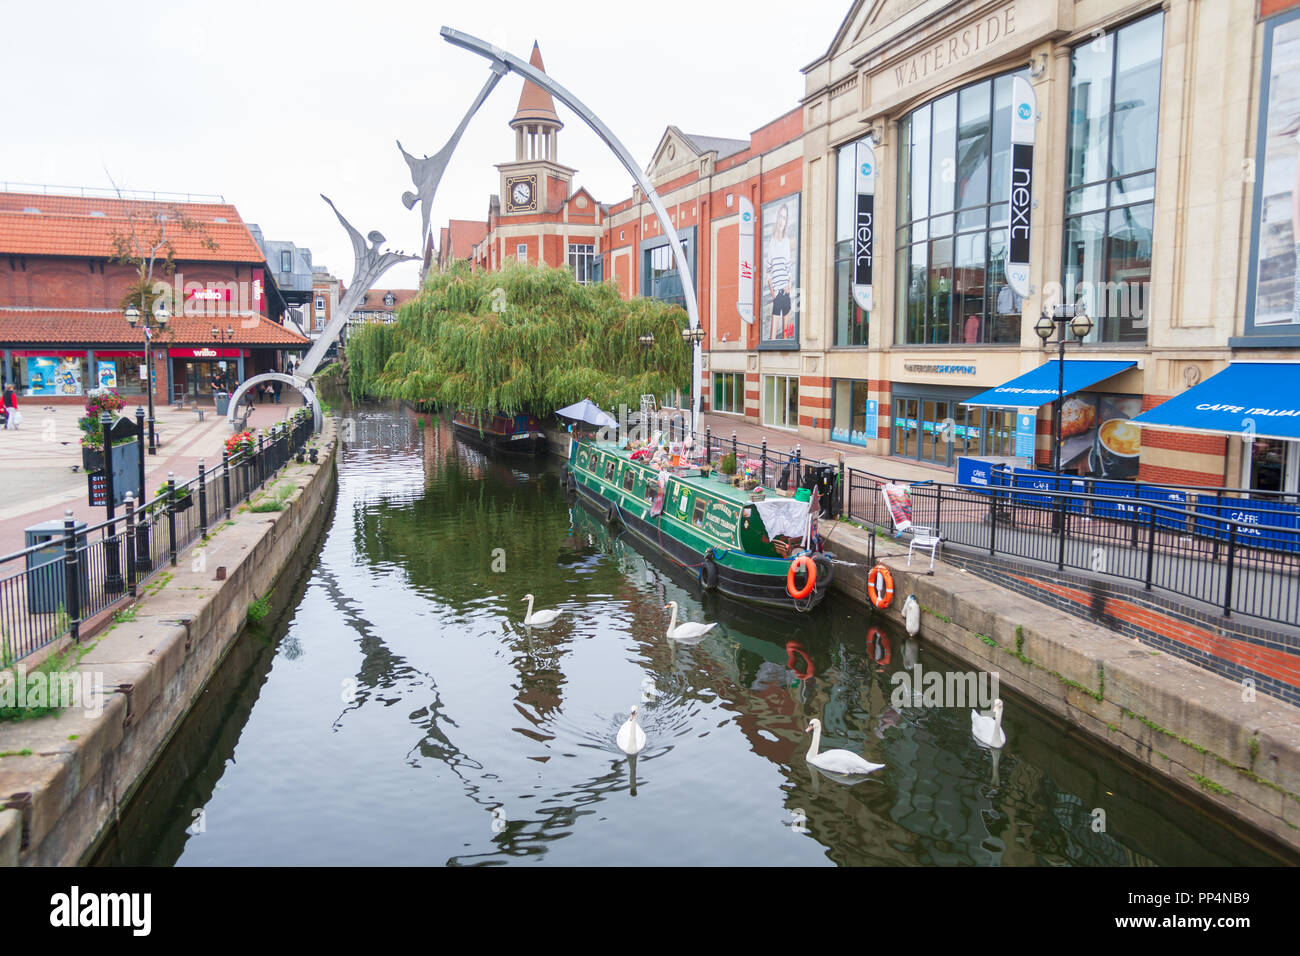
[718,452,737,483]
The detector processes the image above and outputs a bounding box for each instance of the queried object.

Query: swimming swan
[663,601,718,642]
[804,718,885,775]
[971,698,1007,749]
[617,705,647,755]
[521,594,564,626]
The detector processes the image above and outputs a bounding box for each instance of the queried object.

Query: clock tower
[497,42,575,216]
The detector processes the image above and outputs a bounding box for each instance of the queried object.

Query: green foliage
[346,262,691,415]
[718,452,737,475]
[247,593,271,624]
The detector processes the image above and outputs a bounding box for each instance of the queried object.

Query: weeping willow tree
[347,262,691,414]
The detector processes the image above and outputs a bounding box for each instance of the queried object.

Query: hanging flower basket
[226,430,256,460]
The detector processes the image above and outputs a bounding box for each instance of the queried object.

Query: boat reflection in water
[94,401,1295,867]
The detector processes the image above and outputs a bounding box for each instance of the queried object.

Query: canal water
[93,402,1293,866]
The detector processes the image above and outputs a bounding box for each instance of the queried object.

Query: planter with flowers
[226,430,256,462]
[79,390,129,471]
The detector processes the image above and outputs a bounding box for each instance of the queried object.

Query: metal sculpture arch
[232,30,703,432]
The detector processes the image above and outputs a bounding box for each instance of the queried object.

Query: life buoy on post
[867,564,894,609]
[699,550,719,590]
[866,627,891,668]
[786,555,817,600]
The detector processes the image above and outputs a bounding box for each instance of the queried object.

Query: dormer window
[383,292,395,307]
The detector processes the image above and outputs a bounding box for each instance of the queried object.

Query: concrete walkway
[0,398,308,552]
[695,411,950,484]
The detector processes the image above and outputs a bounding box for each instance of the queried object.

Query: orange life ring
[786,555,817,600]
[866,627,891,668]
[867,564,894,609]
[786,641,814,680]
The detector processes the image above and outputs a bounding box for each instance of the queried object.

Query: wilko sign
[168,347,242,359]
[1006,75,1036,298]
[852,141,875,312]
[737,197,755,323]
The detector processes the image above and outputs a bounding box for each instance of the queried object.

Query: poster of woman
[1251,10,1300,328]
[761,196,799,341]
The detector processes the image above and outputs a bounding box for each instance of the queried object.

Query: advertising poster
[97,361,118,390]
[26,356,83,397]
[737,197,755,324]
[761,195,799,342]
[1057,392,1142,478]
[1250,10,1300,328]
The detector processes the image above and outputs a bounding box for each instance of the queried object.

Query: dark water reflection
[94,402,1294,866]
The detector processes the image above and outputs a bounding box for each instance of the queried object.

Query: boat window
[605,459,617,481]
[644,481,657,504]
[693,498,708,527]
[623,468,636,491]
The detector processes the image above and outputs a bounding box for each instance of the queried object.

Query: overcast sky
[0,0,849,289]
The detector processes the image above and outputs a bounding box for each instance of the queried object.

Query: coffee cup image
[1091,418,1141,477]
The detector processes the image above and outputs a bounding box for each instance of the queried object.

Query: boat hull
[571,478,832,611]
[451,420,547,457]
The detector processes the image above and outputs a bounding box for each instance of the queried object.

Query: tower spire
[511,42,562,161]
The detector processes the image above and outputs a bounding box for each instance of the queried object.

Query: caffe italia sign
[888,5,1020,91]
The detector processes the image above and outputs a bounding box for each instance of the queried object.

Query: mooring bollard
[167,471,178,567]
[198,459,208,538]
[62,510,80,643]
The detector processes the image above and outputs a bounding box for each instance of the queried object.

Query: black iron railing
[0,411,317,665]
[842,467,1300,627]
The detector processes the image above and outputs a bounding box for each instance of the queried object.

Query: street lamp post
[126,299,169,455]
[1034,304,1094,475]
[680,325,705,436]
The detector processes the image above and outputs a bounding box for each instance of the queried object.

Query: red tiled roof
[512,43,561,126]
[0,309,310,347]
[446,220,487,259]
[0,192,266,263]
[354,288,418,313]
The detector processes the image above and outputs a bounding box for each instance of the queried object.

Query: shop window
[763,375,798,429]
[831,380,874,445]
[712,372,743,414]
[896,71,1028,346]
[568,243,596,284]
[1062,12,1163,343]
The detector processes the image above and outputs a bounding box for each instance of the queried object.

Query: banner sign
[737,197,755,324]
[1006,75,1036,298]
[852,141,875,312]
[1014,412,1036,458]
[881,483,914,533]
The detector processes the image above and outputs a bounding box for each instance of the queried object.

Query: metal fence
[0,411,316,666]
[842,467,1300,627]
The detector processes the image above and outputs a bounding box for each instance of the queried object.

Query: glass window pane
[897,113,913,225]
[833,380,851,436]
[906,242,928,344]
[1106,202,1154,342]
[931,212,954,237]
[1109,172,1155,207]
[989,202,1009,227]
[955,231,986,344]
[1112,13,1164,177]
[956,206,986,232]
[836,142,856,243]
[911,104,930,221]
[1063,212,1106,341]
[928,237,954,344]
[835,256,851,345]
[991,74,1014,205]
[852,383,868,436]
[1068,34,1114,189]
[987,229,1021,343]
[930,93,957,215]
[1066,183,1108,216]
[957,80,991,209]
[787,377,799,427]
[764,376,775,425]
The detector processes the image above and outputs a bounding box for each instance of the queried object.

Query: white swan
[521,594,563,627]
[617,705,647,755]
[663,601,718,642]
[971,698,1007,749]
[804,718,885,775]
[902,594,921,636]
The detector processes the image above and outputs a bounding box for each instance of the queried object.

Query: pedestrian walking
[272,379,282,404]
[2,384,17,429]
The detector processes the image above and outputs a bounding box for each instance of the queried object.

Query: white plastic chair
[908,526,941,570]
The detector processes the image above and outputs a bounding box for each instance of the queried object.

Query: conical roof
[511,42,562,128]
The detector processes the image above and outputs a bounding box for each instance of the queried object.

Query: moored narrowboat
[564,437,834,611]
[451,409,547,456]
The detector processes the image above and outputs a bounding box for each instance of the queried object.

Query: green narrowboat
[563,437,834,611]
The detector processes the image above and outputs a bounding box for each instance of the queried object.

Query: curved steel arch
[440,26,704,434]
[226,372,322,433]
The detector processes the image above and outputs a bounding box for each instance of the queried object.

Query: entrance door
[920,399,950,464]
[1247,439,1299,493]
[894,398,919,458]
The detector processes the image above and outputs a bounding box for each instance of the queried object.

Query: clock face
[506,175,536,212]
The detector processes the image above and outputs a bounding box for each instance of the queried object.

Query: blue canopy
[961,360,1137,408]
[1129,362,1300,441]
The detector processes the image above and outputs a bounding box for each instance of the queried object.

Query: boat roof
[585,440,758,506]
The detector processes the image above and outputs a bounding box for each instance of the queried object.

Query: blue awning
[1129,362,1300,441]
[961,360,1137,408]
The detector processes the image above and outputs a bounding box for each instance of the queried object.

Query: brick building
[436,2,1300,493]
[0,188,309,406]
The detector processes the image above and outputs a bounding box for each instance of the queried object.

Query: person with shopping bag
[2,384,17,429]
